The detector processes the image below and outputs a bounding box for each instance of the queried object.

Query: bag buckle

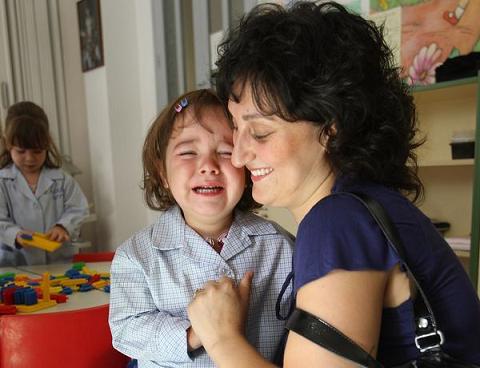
[414,330,444,352]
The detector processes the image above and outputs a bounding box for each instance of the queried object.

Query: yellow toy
[16,272,56,313]
[19,232,62,252]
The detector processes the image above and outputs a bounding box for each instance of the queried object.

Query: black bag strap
[286,308,383,368]
[286,192,444,367]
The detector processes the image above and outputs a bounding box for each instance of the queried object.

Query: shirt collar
[151,205,279,251]
[0,164,63,180]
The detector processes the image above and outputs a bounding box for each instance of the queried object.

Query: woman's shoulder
[300,191,375,232]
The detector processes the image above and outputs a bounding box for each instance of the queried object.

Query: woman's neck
[291,169,336,223]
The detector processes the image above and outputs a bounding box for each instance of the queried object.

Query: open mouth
[250,167,273,181]
[193,186,224,194]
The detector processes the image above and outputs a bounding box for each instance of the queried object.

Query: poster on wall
[369,0,480,85]
[77,0,104,72]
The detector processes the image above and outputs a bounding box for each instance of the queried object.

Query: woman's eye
[252,132,271,140]
[218,151,232,157]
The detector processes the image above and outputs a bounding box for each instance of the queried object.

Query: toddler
[109,89,293,367]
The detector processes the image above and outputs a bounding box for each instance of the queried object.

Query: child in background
[109,89,294,368]
[0,102,89,266]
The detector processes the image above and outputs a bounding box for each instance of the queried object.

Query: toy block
[24,289,38,305]
[92,280,107,289]
[14,274,30,282]
[20,233,62,252]
[2,287,16,304]
[79,284,93,292]
[50,294,68,303]
[59,278,88,287]
[72,262,85,270]
[16,299,57,313]
[0,304,17,314]
[49,286,63,294]
[14,288,26,304]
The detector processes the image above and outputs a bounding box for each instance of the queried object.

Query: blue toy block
[79,284,93,292]
[14,288,25,305]
[24,289,38,305]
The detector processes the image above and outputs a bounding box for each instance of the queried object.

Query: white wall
[60,0,158,249]
[58,0,94,217]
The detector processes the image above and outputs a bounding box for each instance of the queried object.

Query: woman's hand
[46,225,70,242]
[188,272,253,353]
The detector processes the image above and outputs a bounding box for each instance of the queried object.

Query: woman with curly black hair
[187,2,480,367]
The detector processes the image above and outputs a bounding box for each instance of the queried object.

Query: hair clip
[174,98,189,113]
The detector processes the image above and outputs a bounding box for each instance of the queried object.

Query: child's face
[164,106,246,227]
[9,146,47,175]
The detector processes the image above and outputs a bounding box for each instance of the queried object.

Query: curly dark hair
[142,89,260,211]
[214,1,424,202]
[0,115,61,169]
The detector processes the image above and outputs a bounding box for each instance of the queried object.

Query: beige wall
[58,0,157,250]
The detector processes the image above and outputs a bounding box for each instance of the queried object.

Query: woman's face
[228,85,333,220]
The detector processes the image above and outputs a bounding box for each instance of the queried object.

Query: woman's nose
[231,132,254,168]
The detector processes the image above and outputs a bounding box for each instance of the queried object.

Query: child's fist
[46,225,70,242]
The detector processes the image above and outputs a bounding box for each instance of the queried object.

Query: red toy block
[50,294,68,303]
[0,304,17,315]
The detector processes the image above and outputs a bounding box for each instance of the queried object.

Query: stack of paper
[445,237,470,251]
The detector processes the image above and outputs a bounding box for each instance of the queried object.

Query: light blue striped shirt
[109,205,294,368]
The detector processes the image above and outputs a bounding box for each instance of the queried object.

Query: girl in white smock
[0,108,88,266]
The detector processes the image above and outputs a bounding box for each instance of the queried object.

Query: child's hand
[46,225,70,242]
[187,326,202,351]
[15,230,35,247]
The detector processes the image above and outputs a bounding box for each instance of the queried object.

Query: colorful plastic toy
[0,265,110,315]
[19,233,62,252]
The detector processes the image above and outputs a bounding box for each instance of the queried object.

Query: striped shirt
[109,205,294,368]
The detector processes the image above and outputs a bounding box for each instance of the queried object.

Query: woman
[187,2,480,367]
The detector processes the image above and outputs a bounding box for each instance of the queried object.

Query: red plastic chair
[72,251,115,263]
[0,305,129,368]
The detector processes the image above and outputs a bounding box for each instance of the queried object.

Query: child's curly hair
[142,89,260,212]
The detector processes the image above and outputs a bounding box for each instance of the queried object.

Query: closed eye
[218,151,232,157]
[252,132,272,140]
[178,151,196,156]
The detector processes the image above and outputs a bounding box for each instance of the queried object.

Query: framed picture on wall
[77,0,104,72]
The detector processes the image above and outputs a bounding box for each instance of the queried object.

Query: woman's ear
[319,121,336,150]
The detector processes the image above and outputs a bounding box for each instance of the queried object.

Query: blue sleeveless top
[293,178,480,366]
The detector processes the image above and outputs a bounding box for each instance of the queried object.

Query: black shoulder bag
[286,192,479,368]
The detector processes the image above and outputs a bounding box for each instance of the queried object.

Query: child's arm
[55,174,89,239]
[0,184,24,248]
[109,246,199,364]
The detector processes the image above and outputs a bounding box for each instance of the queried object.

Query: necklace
[205,229,229,254]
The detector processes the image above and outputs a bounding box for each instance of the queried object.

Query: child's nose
[199,157,220,175]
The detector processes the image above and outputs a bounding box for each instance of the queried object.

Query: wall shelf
[413,74,480,290]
